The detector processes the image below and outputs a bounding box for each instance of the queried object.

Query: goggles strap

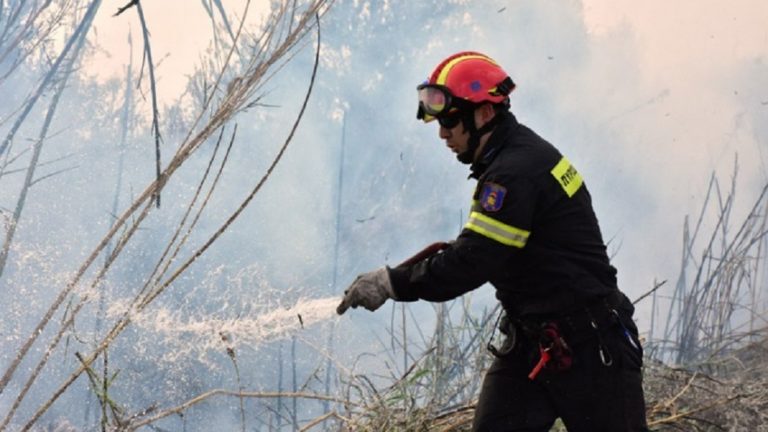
[457,111,478,164]
[457,109,503,164]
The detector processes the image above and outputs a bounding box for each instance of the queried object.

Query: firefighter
[337,51,649,431]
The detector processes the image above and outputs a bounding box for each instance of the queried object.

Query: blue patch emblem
[470,80,482,92]
[480,182,506,212]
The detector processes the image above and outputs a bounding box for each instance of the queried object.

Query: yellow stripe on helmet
[435,53,499,86]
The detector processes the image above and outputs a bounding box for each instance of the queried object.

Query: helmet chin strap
[456,110,502,165]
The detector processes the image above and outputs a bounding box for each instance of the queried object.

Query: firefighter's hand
[336,268,394,315]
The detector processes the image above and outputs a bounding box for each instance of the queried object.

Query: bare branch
[113,0,138,17]
[633,279,667,305]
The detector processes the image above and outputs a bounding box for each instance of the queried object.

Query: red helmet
[417,51,515,123]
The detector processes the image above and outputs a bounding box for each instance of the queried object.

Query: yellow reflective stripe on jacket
[465,211,530,248]
[551,156,583,197]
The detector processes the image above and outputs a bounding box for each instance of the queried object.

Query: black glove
[336,268,395,315]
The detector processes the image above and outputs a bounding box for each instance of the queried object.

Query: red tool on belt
[528,322,573,380]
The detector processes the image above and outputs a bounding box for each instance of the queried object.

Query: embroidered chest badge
[480,182,507,212]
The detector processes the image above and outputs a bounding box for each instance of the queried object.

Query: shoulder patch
[551,156,583,197]
[479,182,507,212]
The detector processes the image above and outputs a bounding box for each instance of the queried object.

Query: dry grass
[329,337,768,431]
[644,338,768,431]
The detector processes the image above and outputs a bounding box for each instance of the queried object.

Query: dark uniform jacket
[388,111,621,318]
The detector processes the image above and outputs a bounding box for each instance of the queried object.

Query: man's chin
[456,150,473,165]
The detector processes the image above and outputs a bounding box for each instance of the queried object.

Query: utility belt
[487,291,637,380]
[546,290,626,344]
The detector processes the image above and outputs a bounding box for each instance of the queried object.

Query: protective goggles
[417,84,472,126]
[417,84,455,118]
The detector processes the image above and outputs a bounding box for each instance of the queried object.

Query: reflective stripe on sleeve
[465,211,530,248]
[551,156,583,197]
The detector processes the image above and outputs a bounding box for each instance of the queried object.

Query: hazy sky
[91,0,768,106]
[89,0,270,101]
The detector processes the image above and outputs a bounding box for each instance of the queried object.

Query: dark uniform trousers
[472,314,649,432]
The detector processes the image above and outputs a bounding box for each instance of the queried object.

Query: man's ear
[475,103,496,127]
[482,103,497,121]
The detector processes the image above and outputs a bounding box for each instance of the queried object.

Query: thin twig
[127,390,349,431]
[131,0,163,207]
[299,411,348,431]
[633,279,667,305]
